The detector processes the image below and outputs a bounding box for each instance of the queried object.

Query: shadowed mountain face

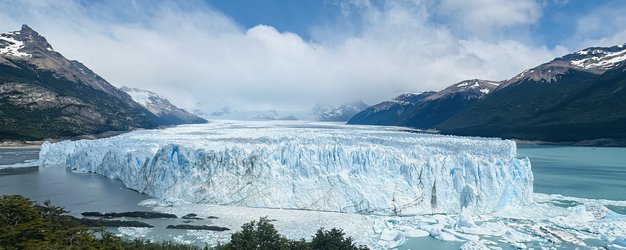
[348,92,435,125]
[1,25,190,140]
[348,79,499,127]
[349,44,626,142]
[439,48,626,142]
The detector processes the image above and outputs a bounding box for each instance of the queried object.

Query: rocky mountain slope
[347,92,434,125]
[439,44,626,142]
[120,87,206,125]
[349,44,626,143]
[348,79,499,128]
[0,25,190,140]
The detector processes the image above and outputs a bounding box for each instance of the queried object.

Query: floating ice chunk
[40,121,533,215]
[455,209,476,229]
[380,228,401,241]
[397,225,429,238]
[540,226,587,246]
[604,210,626,220]
[550,205,596,225]
[116,227,151,239]
[610,237,626,250]
[0,160,39,170]
[460,240,489,250]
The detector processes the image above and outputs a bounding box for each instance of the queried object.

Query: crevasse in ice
[39,121,533,215]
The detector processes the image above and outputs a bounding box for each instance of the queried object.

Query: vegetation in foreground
[222,217,368,250]
[0,195,369,250]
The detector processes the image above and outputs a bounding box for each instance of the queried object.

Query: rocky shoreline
[81,211,178,219]
[77,210,230,231]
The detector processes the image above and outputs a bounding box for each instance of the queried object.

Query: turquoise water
[517,145,626,201]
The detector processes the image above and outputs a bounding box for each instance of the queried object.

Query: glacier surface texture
[40,121,533,215]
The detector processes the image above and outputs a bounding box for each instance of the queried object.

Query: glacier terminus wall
[40,121,533,215]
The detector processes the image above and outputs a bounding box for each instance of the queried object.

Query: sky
[1,0,626,113]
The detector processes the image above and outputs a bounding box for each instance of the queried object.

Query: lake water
[1,143,625,249]
[0,147,149,216]
[517,145,626,201]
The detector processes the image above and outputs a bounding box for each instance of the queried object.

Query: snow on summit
[570,45,626,70]
[0,32,31,57]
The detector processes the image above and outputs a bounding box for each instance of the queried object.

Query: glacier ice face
[40,121,533,215]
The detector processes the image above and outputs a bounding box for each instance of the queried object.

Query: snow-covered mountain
[40,121,533,215]
[0,25,161,140]
[1,25,131,100]
[192,101,367,122]
[313,101,369,122]
[192,103,302,121]
[500,43,626,88]
[120,87,206,125]
[568,44,626,71]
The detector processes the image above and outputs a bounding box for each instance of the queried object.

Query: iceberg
[40,121,533,215]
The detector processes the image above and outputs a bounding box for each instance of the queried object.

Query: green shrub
[224,217,289,250]
[220,217,369,250]
[311,228,368,250]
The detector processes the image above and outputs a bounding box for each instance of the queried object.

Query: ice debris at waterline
[39,121,533,215]
[143,194,626,249]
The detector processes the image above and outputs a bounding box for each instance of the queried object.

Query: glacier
[40,120,533,215]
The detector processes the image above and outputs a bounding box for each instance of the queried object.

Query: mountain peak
[20,24,35,34]
[501,42,626,88]
[0,24,54,57]
[565,44,626,71]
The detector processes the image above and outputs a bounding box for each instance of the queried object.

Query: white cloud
[0,0,563,114]
[435,0,543,36]
[571,4,626,48]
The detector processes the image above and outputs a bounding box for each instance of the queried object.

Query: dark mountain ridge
[348,79,500,128]
[349,43,626,143]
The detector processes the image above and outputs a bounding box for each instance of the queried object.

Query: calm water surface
[517,145,626,201]
[0,147,149,216]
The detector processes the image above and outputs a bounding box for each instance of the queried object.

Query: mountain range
[191,101,368,122]
[349,43,626,144]
[313,101,369,122]
[0,25,204,141]
[3,24,624,144]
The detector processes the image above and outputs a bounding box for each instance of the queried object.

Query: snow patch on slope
[571,47,626,70]
[0,33,31,57]
[122,87,156,108]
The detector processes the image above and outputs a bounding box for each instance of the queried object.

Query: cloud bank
[0,0,615,112]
